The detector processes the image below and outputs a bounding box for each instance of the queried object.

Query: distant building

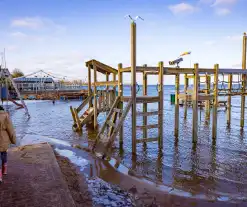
[14,77,55,91]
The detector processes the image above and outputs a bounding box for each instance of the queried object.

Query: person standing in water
[0,106,16,183]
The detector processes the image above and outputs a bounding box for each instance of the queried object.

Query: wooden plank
[198,94,214,101]
[192,63,199,143]
[143,65,148,145]
[118,63,124,145]
[175,74,180,137]
[113,108,123,113]
[136,111,159,116]
[88,65,92,108]
[103,99,133,159]
[205,75,211,119]
[107,120,116,128]
[131,21,137,154]
[91,81,118,87]
[227,74,232,126]
[73,108,82,132]
[136,137,159,143]
[158,61,164,149]
[93,63,98,129]
[70,106,76,124]
[184,74,188,119]
[136,124,159,130]
[92,96,120,151]
[212,64,219,139]
[241,33,247,128]
[121,96,160,103]
[76,95,92,113]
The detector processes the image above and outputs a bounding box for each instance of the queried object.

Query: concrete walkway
[0,143,76,207]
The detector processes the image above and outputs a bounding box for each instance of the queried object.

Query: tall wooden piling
[184,74,188,119]
[88,65,92,107]
[175,74,180,137]
[143,65,148,144]
[118,63,124,145]
[93,63,98,129]
[131,21,137,154]
[205,75,211,119]
[158,61,164,149]
[227,74,232,126]
[212,64,219,139]
[241,32,246,128]
[192,63,199,143]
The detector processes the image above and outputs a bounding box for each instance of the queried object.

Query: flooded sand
[7,85,247,206]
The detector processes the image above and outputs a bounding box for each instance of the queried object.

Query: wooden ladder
[70,95,93,132]
[92,96,132,159]
[136,110,160,144]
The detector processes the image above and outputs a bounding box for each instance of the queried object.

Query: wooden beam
[158,61,164,149]
[131,21,137,154]
[136,137,159,143]
[121,96,160,103]
[136,124,159,130]
[174,74,180,137]
[88,65,92,107]
[93,62,98,129]
[143,64,148,145]
[192,63,199,143]
[118,63,123,146]
[241,33,247,128]
[212,64,219,139]
[184,74,188,119]
[227,74,232,126]
[137,111,159,116]
[205,75,211,119]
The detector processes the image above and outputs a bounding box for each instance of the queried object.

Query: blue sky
[0,0,246,84]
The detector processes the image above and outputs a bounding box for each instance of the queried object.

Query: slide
[8,98,24,109]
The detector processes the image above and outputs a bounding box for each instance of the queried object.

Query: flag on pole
[180,51,191,56]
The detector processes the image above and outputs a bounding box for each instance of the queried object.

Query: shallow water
[8,85,247,203]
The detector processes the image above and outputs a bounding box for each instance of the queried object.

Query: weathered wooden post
[93,62,98,129]
[212,64,219,139]
[88,65,92,107]
[143,64,147,145]
[241,32,246,128]
[184,74,188,119]
[106,73,109,110]
[205,75,211,119]
[192,63,199,143]
[227,74,232,126]
[175,74,180,137]
[118,63,124,146]
[158,61,164,149]
[131,21,137,154]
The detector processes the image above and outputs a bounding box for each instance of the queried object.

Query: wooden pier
[70,23,247,160]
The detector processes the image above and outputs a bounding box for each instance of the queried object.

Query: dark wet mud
[7,85,247,206]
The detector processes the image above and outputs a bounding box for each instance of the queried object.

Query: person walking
[0,106,16,183]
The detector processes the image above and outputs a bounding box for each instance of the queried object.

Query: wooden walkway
[0,143,75,207]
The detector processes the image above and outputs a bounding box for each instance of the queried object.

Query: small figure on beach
[0,105,16,183]
[52,99,55,105]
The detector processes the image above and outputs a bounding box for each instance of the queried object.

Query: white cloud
[211,0,238,7]
[10,17,66,33]
[215,8,231,15]
[11,17,44,29]
[10,31,27,38]
[168,3,198,15]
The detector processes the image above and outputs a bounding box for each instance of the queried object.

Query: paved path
[0,143,76,207]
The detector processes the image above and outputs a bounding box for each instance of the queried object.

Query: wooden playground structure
[70,20,247,159]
